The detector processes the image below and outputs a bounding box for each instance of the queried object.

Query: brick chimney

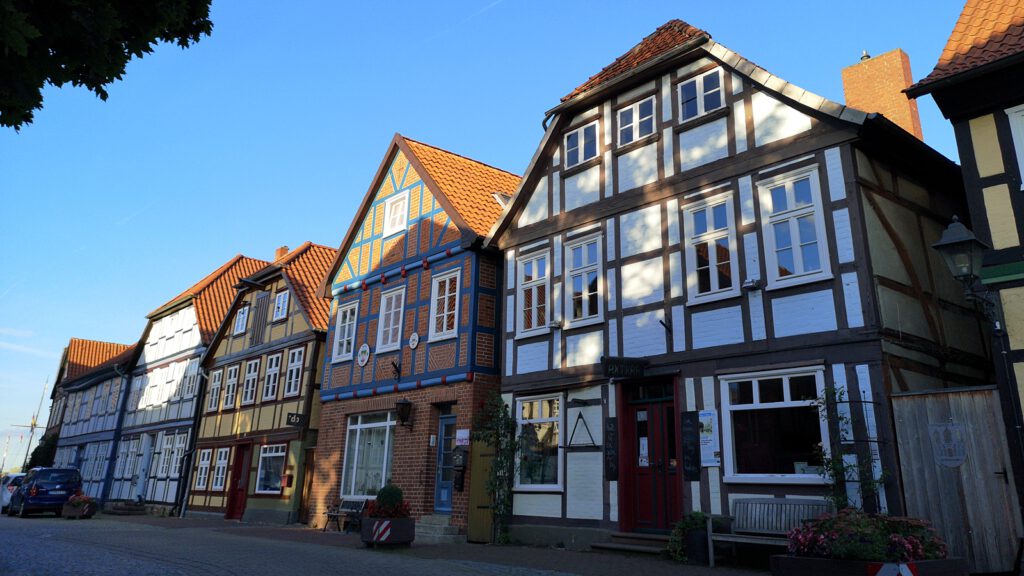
[274,245,289,260]
[841,48,923,139]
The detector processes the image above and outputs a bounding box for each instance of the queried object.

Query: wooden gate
[891,386,1022,573]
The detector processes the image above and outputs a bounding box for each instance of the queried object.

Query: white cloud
[0,341,59,359]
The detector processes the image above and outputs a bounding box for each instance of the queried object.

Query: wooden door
[435,415,456,513]
[466,439,494,543]
[892,387,1022,573]
[225,444,251,520]
[298,448,315,524]
[624,397,680,531]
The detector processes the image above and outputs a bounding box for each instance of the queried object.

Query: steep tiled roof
[909,0,1024,93]
[561,19,709,103]
[404,137,521,237]
[266,242,337,331]
[149,254,269,344]
[60,338,133,383]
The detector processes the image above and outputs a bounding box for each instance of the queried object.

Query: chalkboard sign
[604,417,618,481]
[681,411,700,481]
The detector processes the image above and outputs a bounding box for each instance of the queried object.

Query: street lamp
[932,216,996,320]
[395,398,413,427]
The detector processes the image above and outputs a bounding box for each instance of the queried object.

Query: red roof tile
[910,0,1024,92]
[561,19,709,103]
[262,242,337,331]
[60,338,133,383]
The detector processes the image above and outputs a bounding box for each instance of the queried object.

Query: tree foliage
[24,432,57,471]
[472,392,519,544]
[0,0,213,129]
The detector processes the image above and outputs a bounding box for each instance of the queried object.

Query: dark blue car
[7,468,83,517]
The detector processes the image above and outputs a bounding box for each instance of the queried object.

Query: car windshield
[34,470,80,483]
[10,477,23,486]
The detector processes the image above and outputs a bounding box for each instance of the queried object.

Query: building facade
[186,242,335,524]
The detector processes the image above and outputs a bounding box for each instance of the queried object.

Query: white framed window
[212,447,229,491]
[108,380,121,413]
[515,395,562,490]
[256,444,287,494]
[564,235,603,328]
[194,449,212,490]
[678,68,724,121]
[376,287,405,353]
[272,290,290,322]
[169,362,182,400]
[684,191,740,304]
[233,305,249,335]
[207,369,222,412]
[223,365,239,409]
[720,367,829,484]
[757,166,832,289]
[114,442,128,478]
[158,434,173,477]
[340,412,396,498]
[333,301,359,362]
[241,359,260,405]
[382,190,410,237]
[128,377,143,412]
[80,390,91,420]
[263,353,281,401]
[92,383,106,415]
[428,269,461,341]
[172,433,187,477]
[618,96,656,145]
[284,347,304,397]
[125,438,140,478]
[183,360,199,397]
[517,253,550,337]
[1006,104,1024,190]
[564,121,599,168]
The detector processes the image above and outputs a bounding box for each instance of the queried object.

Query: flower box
[360,517,415,547]
[771,555,968,576]
[61,501,97,519]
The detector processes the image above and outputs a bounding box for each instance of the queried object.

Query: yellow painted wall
[983,184,1019,249]
[1002,287,1024,350]
[969,114,1006,178]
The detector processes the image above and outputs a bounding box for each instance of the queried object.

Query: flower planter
[61,502,97,520]
[360,517,415,547]
[684,529,709,565]
[771,555,969,576]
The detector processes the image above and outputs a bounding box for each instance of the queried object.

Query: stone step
[415,532,467,545]
[416,523,461,536]
[590,542,666,555]
[105,507,147,516]
[608,532,670,547]
[416,514,452,526]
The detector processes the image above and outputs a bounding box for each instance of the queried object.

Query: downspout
[176,359,208,518]
[105,363,131,506]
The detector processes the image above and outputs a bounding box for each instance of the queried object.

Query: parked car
[1,473,26,513]
[7,467,82,517]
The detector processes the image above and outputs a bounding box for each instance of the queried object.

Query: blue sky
[0,0,964,464]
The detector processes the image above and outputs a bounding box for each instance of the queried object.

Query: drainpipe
[176,358,208,518]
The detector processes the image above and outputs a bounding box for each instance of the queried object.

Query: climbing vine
[472,392,520,544]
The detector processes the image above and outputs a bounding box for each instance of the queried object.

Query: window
[233,305,249,335]
[79,390,91,420]
[284,347,304,397]
[212,447,229,491]
[272,290,289,321]
[223,365,239,409]
[93,383,107,415]
[183,360,199,397]
[333,301,359,362]
[720,368,829,484]
[207,369,222,412]
[158,434,173,477]
[194,449,212,490]
[114,442,127,478]
[678,68,724,121]
[341,412,396,497]
[256,444,287,494]
[125,438,140,478]
[241,359,260,405]
[129,378,143,411]
[428,269,460,341]
[565,236,603,327]
[618,96,655,145]
[516,396,562,489]
[108,380,121,413]
[382,191,410,237]
[684,191,739,303]
[758,167,831,288]
[518,253,549,337]
[1007,104,1024,189]
[263,354,281,401]
[564,121,599,168]
[172,433,187,477]
[376,287,405,353]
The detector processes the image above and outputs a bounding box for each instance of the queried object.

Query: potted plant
[668,511,710,565]
[772,509,967,576]
[62,493,97,519]
[360,484,415,547]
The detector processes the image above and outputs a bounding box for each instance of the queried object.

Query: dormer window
[272,290,289,322]
[382,191,410,237]
[233,305,249,335]
[679,68,724,122]
[618,96,655,145]
[564,121,598,168]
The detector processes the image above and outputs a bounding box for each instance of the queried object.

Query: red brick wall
[841,48,923,139]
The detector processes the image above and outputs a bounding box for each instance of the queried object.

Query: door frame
[225,442,252,520]
[435,413,457,514]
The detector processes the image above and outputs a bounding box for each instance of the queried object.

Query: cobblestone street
[0,514,764,576]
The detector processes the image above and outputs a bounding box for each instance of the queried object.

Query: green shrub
[667,511,708,561]
[788,509,948,562]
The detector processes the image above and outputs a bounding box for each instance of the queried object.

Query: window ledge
[686,289,743,307]
[615,131,661,156]
[428,332,458,344]
[764,272,833,292]
[674,105,730,133]
[723,474,828,485]
[331,356,353,364]
[376,344,400,354]
[563,317,604,332]
[512,486,564,494]
[562,156,601,178]
[515,328,551,340]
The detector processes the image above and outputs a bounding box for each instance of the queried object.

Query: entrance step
[591,532,669,555]
[106,502,147,516]
[415,514,466,544]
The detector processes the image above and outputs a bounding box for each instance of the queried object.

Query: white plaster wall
[833,208,855,263]
[619,205,662,257]
[622,310,667,357]
[620,257,665,308]
[691,306,744,349]
[842,272,864,328]
[617,142,659,193]
[518,178,549,227]
[772,289,838,337]
[564,166,601,212]
[516,341,550,374]
[513,493,562,518]
[565,331,603,368]
[679,117,729,171]
[566,452,604,519]
[751,92,812,147]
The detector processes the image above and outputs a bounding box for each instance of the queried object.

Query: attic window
[493,192,513,207]
[233,305,249,335]
[382,191,410,238]
[679,68,724,121]
[618,96,655,145]
[564,121,599,168]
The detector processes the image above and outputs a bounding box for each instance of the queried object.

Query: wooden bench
[322,500,365,533]
[707,497,833,567]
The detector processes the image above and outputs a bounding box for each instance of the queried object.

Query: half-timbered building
[310,135,518,541]
[487,19,991,550]
[186,242,335,524]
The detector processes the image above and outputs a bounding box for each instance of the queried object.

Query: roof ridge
[275,241,314,266]
[402,135,522,179]
[68,337,132,348]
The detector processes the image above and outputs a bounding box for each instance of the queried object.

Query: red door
[623,383,680,531]
[225,444,251,520]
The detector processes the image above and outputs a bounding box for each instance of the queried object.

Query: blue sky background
[0,0,964,466]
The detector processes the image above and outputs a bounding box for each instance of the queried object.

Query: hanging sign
[699,409,720,467]
[286,412,306,427]
[455,429,470,447]
[680,411,701,480]
[601,356,649,379]
[928,423,967,468]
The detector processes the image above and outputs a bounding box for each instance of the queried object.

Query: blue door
[435,415,456,513]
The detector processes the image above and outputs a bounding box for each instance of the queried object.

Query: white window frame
[92,383,106,416]
[284,347,304,397]
[332,301,359,362]
[158,434,173,477]
[617,95,656,146]
[381,190,410,238]
[194,449,212,490]
[223,365,239,410]
[241,359,260,405]
[563,234,604,329]
[207,369,222,412]
[516,252,550,339]
[263,353,281,401]
[428,268,461,342]
[255,444,287,494]
[376,286,406,353]
[339,412,396,499]
[720,366,829,485]
[683,190,741,304]
[212,447,229,491]
[183,360,199,397]
[564,120,599,168]
[514,394,564,491]
[1006,103,1024,190]
[233,305,249,335]
[678,68,724,122]
[757,166,832,289]
[172,433,187,477]
[114,442,128,478]
[272,290,290,322]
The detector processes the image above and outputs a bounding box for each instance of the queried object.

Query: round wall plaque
[357,343,370,367]
[409,332,420,350]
